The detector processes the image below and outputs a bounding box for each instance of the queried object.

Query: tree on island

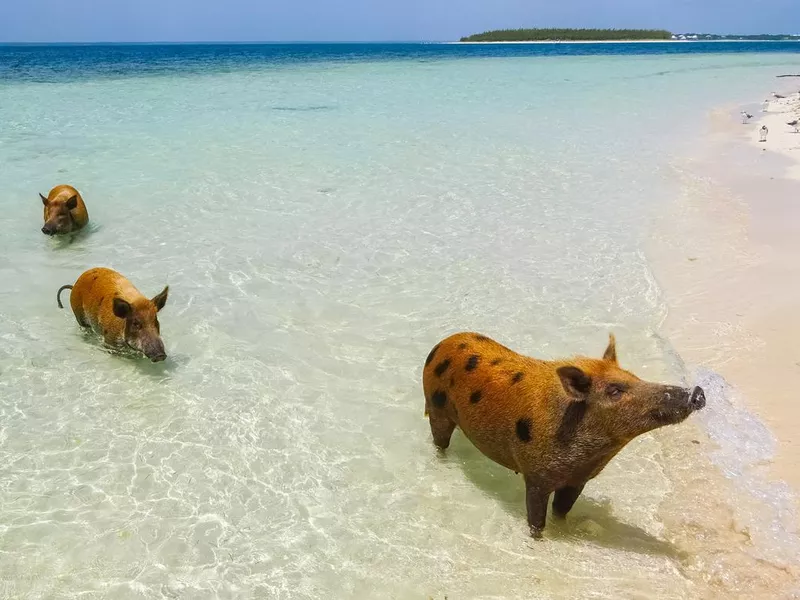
[460,28,800,42]
[460,28,673,42]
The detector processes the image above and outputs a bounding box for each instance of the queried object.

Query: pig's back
[72,268,142,339]
[423,333,557,472]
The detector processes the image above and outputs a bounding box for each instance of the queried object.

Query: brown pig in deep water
[57,267,169,362]
[422,332,705,539]
[40,184,89,236]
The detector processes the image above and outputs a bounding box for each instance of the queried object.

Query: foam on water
[1,45,800,598]
[694,368,800,564]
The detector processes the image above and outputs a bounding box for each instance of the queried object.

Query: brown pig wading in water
[422,332,706,539]
[57,268,169,362]
[40,185,89,236]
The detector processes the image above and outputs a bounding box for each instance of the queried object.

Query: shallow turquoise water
[1,46,800,598]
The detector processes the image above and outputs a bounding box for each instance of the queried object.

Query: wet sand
[652,88,800,495]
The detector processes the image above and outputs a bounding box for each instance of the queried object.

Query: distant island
[459,28,800,42]
[460,29,672,42]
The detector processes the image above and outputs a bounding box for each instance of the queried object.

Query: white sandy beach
[652,85,800,496]
[759,91,800,176]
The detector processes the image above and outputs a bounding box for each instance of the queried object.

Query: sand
[651,86,800,496]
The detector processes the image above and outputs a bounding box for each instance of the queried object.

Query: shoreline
[450,40,680,45]
[651,87,800,493]
[449,40,800,45]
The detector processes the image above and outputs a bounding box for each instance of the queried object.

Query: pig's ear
[557,366,592,399]
[40,193,48,206]
[65,195,78,210]
[112,298,132,319]
[602,333,617,364]
[152,286,169,311]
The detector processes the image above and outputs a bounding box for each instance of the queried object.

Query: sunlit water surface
[1,43,800,598]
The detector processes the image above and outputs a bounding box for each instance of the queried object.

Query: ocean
[1,42,800,598]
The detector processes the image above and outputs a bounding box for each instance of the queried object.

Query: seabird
[759,125,769,142]
[788,119,800,133]
[741,111,753,123]
[773,92,787,99]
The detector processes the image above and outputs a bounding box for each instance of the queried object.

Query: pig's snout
[42,225,55,236]
[654,385,705,425]
[144,339,167,363]
[663,385,705,411]
[689,386,706,411]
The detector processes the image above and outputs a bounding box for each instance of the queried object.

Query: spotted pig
[422,332,705,538]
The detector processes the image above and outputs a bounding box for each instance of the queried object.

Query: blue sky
[1,0,799,42]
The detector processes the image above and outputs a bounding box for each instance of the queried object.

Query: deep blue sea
[2,41,800,81]
[1,42,799,599]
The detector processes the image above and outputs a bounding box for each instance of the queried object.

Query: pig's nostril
[690,387,706,409]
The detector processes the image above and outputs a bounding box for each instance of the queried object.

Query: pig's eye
[606,384,627,399]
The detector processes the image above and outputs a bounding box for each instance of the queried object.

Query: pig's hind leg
[428,414,456,452]
[425,390,457,450]
[429,413,456,450]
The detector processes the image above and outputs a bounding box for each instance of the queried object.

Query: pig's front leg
[103,331,121,348]
[524,476,549,539]
[552,483,586,518]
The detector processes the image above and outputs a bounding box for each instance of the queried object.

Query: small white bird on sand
[741,111,753,123]
[759,125,769,142]
[788,120,800,133]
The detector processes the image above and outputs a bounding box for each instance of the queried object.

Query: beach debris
[788,120,799,133]
[759,125,769,142]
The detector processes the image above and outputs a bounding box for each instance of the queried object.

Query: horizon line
[2,36,799,46]
[0,40,445,46]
